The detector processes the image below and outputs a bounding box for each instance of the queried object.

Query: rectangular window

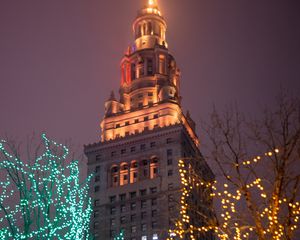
[147,59,153,75]
[167,158,173,165]
[168,194,174,202]
[140,144,146,150]
[140,189,147,196]
[141,211,147,219]
[168,183,174,190]
[141,223,147,232]
[154,114,159,119]
[134,119,139,123]
[131,214,137,222]
[167,149,173,156]
[96,154,102,161]
[150,187,157,194]
[150,142,156,148]
[141,200,147,209]
[168,169,173,176]
[94,221,99,229]
[95,175,100,182]
[110,196,116,203]
[94,199,100,207]
[138,102,143,108]
[159,55,166,74]
[95,166,101,173]
[120,194,126,201]
[121,149,126,154]
[110,218,115,227]
[148,92,153,97]
[144,126,149,131]
[152,221,158,229]
[125,121,130,126]
[116,124,120,128]
[125,131,130,136]
[151,198,157,206]
[131,225,137,233]
[144,116,149,121]
[120,204,126,213]
[166,138,172,144]
[120,216,126,224]
[130,191,137,199]
[131,146,136,152]
[94,186,100,192]
[110,207,116,215]
[111,151,116,157]
[94,210,99,218]
[152,209,157,217]
[131,202,136,210]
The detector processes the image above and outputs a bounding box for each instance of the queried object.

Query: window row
[109,198,158,214]
[115,114,159,129]
[110,157,159,187]
[94,139,173,162]
[109,210,158,226]
[109,187,157,203]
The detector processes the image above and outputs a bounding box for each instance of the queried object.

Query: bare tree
[202,94,300,240]
[169,94,300,240]
[0,134,93,240]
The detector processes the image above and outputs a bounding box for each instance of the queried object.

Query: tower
[84,1,215,239]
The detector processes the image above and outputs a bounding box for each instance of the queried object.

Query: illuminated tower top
[101,0,198,146]
[133,0,167,51]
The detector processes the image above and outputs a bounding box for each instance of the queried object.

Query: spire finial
[147,0,158,8]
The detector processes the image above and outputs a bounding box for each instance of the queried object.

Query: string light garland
[0,134,93,239]
[168,148,300,240]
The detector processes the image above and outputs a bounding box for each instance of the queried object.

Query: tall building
[84,1,215,239]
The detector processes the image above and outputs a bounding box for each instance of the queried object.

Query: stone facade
[84,1,215,239]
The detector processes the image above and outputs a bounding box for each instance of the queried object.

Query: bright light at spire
[149,0,154,6]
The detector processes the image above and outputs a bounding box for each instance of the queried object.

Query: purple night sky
[0,0,300,147]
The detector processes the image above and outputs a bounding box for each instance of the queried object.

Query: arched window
[120,163,129,186]
[150,157,159,179]
[111,166,119,187]
[130,161,138,183]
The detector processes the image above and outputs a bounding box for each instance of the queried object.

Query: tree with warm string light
[0,134,93,239]
[168,94,300,240]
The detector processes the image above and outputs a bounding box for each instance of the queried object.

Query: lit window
[152,233,158,240]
